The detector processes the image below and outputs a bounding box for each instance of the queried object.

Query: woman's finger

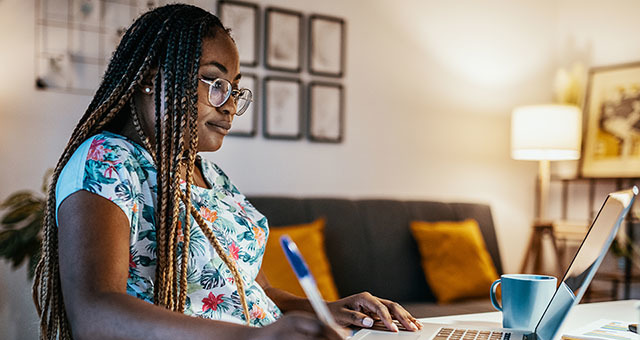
[334,307,376,328]
[380,299,420,331]
[355,293,397,332]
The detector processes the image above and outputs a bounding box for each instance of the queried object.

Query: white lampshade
[511,104,582,160]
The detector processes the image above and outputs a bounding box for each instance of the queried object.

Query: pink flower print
[226,277,235,285]
[87,138,109,161]
[229,242,240,261]
[202,292,225,312]
[104,159,121,178]
[251,304,266,320]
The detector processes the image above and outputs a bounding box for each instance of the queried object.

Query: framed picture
[264,7,302,73]
[580,61,640,178]
[263,77,303,140]
[308,15,345,77]
[308,82,344,143]
[218,0,258,67]
[229,73,258,137]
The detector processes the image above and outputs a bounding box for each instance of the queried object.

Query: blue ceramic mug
[490,274,557,330]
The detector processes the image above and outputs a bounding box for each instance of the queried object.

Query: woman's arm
[57,190,254,340]
[256,269,423,333]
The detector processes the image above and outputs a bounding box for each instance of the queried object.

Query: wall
[2,0,637,338]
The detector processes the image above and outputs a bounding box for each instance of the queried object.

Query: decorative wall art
[264,7,302,73]
[308,82,343,143]
[218,0,258,67]
[229,73,258,137]
[35,0,348,143]
[581,61,640,177]
[263,77,303,140]
[35,0,212,93]
[308,15,345,77]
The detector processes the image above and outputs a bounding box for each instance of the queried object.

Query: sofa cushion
[410,219,499,303]
[263,218,340,301]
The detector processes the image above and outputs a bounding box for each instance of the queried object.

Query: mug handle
[490,279,502,311]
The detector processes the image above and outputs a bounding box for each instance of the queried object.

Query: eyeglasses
[198,78,252,116]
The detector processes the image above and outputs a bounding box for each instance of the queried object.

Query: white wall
[2,0,639,338]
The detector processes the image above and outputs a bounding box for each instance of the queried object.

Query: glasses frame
[198,77,253,116]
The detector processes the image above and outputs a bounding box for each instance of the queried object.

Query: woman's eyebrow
[202,61,228,74]
[202,61,241,81]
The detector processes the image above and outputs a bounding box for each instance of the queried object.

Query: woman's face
[195,31,241,152]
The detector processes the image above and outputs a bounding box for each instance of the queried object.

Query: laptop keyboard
[434,328,512,340]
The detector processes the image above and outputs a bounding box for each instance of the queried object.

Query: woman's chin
[197,137,224,152]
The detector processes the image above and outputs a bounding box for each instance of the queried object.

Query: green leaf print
[137,255,156,266]
[142,205,155,224]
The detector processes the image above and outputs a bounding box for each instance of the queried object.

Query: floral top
[55,131,282,326]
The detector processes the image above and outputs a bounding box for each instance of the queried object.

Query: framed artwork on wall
[580,61,640,177]
[263,77,303,140]
[217,0,259,67]
[308,82,343,143]
[229,73,258,137]
[308,14,345,77]
[264,7,302,73]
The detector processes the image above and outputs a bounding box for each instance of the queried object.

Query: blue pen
[280,235,342,332]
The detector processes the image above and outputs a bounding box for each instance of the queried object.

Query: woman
[32,4,423,339]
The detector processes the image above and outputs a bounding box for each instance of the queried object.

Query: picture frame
[580,61,640,178]
[217,0,259,67]
[264,7,302,73]
[308,14,345,77]
[229,73,258,137]
[263,77,303,140]
[308,82,344,143]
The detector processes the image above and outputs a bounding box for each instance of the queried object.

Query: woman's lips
[206,121,231,135]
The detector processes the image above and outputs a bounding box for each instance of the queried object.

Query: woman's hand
[257,312,350,340]
[327,292,423,332]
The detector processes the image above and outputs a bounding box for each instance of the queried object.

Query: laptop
[352,187,638,340]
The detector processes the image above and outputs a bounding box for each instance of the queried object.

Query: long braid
[33,5,252,338]
[158,22,179,309]
[176,20,201,313]
[170,20,194,310]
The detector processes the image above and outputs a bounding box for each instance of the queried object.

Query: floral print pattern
[56,131,281,326]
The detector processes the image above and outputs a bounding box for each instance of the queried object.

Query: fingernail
[410,323,418,331]
[363,317,374,327]
[392,323,399,332]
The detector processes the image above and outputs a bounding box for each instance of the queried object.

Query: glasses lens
[208,78,232,107]
[236,89,252,116]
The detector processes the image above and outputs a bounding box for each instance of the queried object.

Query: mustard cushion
[263,218,340,301]
[410,219,499,304]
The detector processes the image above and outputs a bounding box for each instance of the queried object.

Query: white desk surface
[352,300,639,340]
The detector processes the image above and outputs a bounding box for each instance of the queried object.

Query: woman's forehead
[199,33,239,76]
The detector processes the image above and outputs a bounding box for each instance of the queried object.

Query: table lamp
[511,104,582,223]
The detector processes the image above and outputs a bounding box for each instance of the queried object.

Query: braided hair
[32,5,251,339]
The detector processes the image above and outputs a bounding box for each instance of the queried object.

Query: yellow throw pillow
[410,219,499,304]
[263,218,340,301]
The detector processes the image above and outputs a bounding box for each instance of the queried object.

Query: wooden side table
[520,222,565,277]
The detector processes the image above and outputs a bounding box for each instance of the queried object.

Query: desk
[352,300,639,340]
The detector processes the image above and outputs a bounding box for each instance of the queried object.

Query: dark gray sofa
[247,197,503,317]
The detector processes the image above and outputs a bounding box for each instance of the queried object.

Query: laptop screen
[533,187,637,340]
